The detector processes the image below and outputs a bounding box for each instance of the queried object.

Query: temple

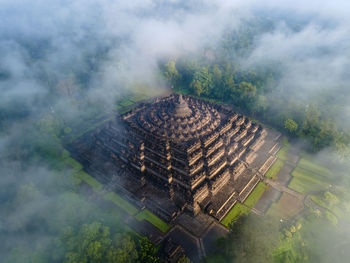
[69,94,279,222]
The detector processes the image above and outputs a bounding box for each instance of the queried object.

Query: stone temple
[69,94,279,222]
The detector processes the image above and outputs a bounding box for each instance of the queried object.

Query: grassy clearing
[297,156,331,177]
[103,192,139,216]
[69,117,114,143]
[221,182,268,227]
[266,202,281,218]
[64,154,139,216]
[65,157,83,172]
[265,159,284,180]
[288,167,329,194]
[76,170,104,192]
[277,138,290,161]
[119,99,134,108]
[128,93,150,103]
[63,154,103,192]
[310,194,343,218]
[135,209,171,233]
[221,203,249,227]
[244,182,269,208]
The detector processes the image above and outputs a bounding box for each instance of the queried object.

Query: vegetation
[310,191,342,218]
[297,156,331,178]
[103,192,139,216]
[161,54,350,156]
[75,170,104,192]
[0,105,163,263]
[265,159,284,180]
[135,210,171,233]
[2,11,350,263]
[288,168,330,194]
[277,138,291,161]
[221,182,268,227]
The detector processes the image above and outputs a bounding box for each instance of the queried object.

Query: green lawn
[265,159,284,180]
[129,93,149,103]
[277,138,290,161]
[244,182,269,208]
[103,192,139,216]
[64,155,139,216]
[310,194,342,218]
[135,209,171,233]
[115,91,152,110]
[288,167,329,194]
[69,117,114,143]
[64,155,104,192]
[221,182,268,227]
[221,203,249,227]
[266,202,281,218]
[116,99,134,109]
[76,170,104,192]
[297,157,331,177]
[65,157,83,172]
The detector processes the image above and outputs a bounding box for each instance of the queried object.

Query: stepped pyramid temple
[69,94,281,222]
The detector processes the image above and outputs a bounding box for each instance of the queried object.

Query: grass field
[266,202,281,218]
[65,157,83,172]
[265,159,284,180]
[135,209,171,233]
[103,192,139,216]
[221,182,268,227]
[115,91,155,111]
[244,182,269,208]
[288,167,329,194]
[277,138,290,161]
[64,154,173,233]
[297,156,331,177]
[76,170,104,192]
[310,194,343,218]
[69,116,114,143]
[221,203,249,227]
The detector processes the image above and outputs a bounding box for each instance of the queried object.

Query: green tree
[59,222,138,263]
[237,81,256,101]
[190,67,213,96]
[177,255,191,263]
[164,60,180,86]
[222,63,235,98]
[212,64,223,96]
[284,118,299,134]
[138,237,160,263]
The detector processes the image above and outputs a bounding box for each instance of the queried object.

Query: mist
[1,0,350,262]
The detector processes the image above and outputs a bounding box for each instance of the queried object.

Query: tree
[285,118,299,134]
[59,222,138,263]
[177,255,191,263]
[222,63,235,98]
[273,222,309,263]
[190,67,213,97]
[190,79,203,96]
[163,60,180,86]
[237,82,256,101]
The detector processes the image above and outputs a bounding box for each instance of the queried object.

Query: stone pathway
[263,178,304,200]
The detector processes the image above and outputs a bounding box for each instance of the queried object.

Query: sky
[1,0,350,117]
